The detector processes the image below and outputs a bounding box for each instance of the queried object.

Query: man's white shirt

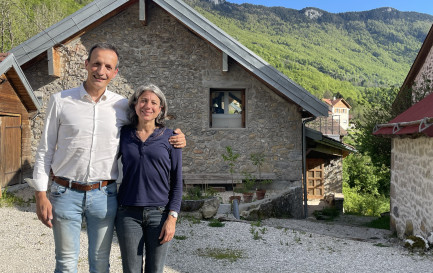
[28,84,129,191]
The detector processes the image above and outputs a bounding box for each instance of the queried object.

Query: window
[210,89,245,128]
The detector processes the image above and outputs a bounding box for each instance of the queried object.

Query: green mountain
[185,0,433,105]
[1,0,92,53]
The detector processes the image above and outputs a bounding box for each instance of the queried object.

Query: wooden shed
[0,53,41,189]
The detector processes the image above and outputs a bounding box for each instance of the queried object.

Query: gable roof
[399,24,433,94]
[8,0,328,118]
[322,98,351,109]
[373,92,433,137]
[0,53,41,114]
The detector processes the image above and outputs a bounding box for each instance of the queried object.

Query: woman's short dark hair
[128,84,167,127]
[87,43,120,69]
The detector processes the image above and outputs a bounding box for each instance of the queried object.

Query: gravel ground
[2,186,433,272]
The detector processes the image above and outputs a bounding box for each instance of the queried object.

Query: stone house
[7,0,353,218]
[374,24,433,238]
[0,53,41,190]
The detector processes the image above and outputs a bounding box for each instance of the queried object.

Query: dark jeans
[115,205,170,273]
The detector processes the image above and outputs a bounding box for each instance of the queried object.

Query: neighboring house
[322,98,351,131]
[305,97,354,213]
[0,53,41,190]
[8,0,351,218]
[374,24,433,239]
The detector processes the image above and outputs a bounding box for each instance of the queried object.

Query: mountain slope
[185,0,433,103]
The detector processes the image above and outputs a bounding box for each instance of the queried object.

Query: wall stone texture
[413,45,433,99]
[324,157,343,194]
[24,2,305,213]
[390,137,433,238]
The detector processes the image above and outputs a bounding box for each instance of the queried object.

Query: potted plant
[250,152,272,200]
[222,146,241,203]
[241,172,256,203]
[181,186,216,211]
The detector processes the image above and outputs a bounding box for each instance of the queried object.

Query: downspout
[302,116,316,218]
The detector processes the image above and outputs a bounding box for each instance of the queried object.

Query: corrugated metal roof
[0,54,41,113]
[306,127,356,154]
[374,92,433,137]
[9,0,329,117]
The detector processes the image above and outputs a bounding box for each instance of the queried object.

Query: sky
[226,0,433,16]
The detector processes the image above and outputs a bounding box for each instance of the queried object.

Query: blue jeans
[50,181,118,273]
[115,206,170,273]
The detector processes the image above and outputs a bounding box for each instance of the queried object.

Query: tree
[345,86,398,195]
[0,0,90,52]
[323,90,333,99]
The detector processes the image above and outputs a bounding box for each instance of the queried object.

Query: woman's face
[135,90,162,123]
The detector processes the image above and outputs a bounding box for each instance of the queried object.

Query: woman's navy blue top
[117,125,182,212]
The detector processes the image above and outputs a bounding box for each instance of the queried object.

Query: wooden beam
[47,47,60,77]
[222,52,228,72]
[139,0,148,26]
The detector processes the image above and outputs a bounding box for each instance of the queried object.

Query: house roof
[395,24,433,101]
[8,0,329,118]
[322,98,351,109]
[0,53,41,114]
[306,127,356,157]
[0,52,10,62]
[373,91,433,137]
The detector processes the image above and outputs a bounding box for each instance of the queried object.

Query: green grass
[365,214,390,230]
[196,247,244,262]
[174,235,188,240]
[0,188,32,207]
[208,219,225,227]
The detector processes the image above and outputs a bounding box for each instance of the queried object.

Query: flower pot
[256,189,266,200]
[229,195,241,203]
[242,192,254,203]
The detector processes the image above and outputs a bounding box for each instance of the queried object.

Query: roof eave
[0,54,41,112]
[8,0,132,66]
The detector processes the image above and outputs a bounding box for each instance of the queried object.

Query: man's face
[84,48,118,93]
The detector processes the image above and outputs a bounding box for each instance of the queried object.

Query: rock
[180,197,220,219]
[201,197,220,219]
[240,187,303,220]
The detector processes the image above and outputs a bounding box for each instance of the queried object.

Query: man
[27,43,186,272]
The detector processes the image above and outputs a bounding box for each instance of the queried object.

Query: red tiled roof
[373,92,433,137]
[322,98,351,109]
[0,53,10,62]
[322,98,332,105]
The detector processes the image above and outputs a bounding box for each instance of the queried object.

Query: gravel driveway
[1,186,433,272]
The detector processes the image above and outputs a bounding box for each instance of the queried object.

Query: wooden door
[306,159,324,199]
[0,115,22,187]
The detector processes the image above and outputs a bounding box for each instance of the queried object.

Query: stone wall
[413,44,433,100]
[390,137,433,238]
[324,157,343,194]
[24,2,304,214]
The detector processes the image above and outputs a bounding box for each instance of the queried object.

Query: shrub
[343,182,389,216]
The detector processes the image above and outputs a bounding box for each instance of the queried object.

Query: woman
[115,84,182,273]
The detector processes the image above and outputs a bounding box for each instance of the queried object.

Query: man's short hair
[87,43,120,69]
